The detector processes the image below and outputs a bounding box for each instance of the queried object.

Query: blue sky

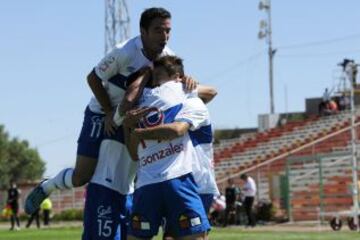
[1,0,360,176]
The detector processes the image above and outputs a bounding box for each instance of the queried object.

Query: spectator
[26,208,40,229]
[223,178,240,226]
[40,198,52,226]
[240,174,257,227]
[339,93,350,111]
[7,181,21,230]
[322,88,332,103]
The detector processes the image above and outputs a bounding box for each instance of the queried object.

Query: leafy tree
[0,125,45,188]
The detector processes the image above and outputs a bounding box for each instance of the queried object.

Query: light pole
[340,59,360,231]
[258,0,276,114]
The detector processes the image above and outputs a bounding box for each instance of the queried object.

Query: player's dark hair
[140,7,171,31]
[240,174,248,180]
[153,55,184,78]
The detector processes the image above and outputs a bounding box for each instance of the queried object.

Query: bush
[52,209,83,221]
[255,199,276,222]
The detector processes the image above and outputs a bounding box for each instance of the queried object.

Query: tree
[0,125,45,188]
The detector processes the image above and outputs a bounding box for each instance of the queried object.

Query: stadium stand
[214,110,360,221]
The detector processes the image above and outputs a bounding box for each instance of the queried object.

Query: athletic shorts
[200,194,214,214]
[82,183,132,240]
[77,107,105,159]
[128,173,210,239]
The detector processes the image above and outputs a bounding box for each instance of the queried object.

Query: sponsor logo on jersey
[99,56,115,72]
[97,205,112,219]
[141,143,184,167]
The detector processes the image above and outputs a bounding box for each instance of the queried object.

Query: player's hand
[179,75,199,92]
[104,112,117,136]
[123,107,156,128]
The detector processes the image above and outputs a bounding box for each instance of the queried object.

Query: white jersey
[135,81,206,189]
[90,136,137,195]
[88,36,174,113]
[176,97,220,196]
[243,176,257,197]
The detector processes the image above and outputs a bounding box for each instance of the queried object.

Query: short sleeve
[175,97,209,131]
[94,47,128,82]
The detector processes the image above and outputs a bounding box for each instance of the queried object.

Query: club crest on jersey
[178,213,202,229]
[140,108,164,128]
[131,215,150,230]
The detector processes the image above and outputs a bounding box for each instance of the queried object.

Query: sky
[1,0,360,176]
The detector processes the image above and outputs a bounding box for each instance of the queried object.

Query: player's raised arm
[197,84,217,104]
[113,68,151,126]
[179,75,218,104]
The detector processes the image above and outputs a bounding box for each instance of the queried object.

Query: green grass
[0,227,359,240]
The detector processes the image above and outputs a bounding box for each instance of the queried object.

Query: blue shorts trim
[82,183,132,240]
[128,174,210,238]
[200,194,214,214]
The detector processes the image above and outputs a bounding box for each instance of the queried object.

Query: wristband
[113,106,124,126]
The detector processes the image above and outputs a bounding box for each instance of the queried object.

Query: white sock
[41,168,74,194]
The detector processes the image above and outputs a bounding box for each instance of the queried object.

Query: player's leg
[82,183,123,240]
[198,194,214,240]
[25,107,105,215]
[163,174,210,240]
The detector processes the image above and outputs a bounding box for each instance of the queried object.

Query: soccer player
[162,96,220,240]
[132,81,219,240]
[123,56,211,240]
[82,128,137,240]
[25,7,180,215]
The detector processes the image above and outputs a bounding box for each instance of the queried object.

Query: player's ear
[140,27,147,37]
[174,72,181,80]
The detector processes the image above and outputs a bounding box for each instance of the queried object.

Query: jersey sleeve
[94,47,129,82]
[175,97,209,131]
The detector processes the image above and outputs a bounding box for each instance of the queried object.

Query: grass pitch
[0,226,359,240]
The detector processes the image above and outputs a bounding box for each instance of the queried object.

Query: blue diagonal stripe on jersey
[189,125,212,146]
[163,104,183,123]
[108,74,127,90]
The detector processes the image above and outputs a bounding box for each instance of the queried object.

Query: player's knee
[72,170,92,187]
[73,156,97,187]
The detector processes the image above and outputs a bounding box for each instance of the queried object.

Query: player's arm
[122,107,156,161]
[133,122,191,141]
[88,48,125,136]
[180,75,217,104]
[123,127,139,161]
[197,84,217,104]
[87,70,113,115]
[113,68,151,126]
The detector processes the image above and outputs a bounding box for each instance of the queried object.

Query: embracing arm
[113,68,151,126]
[119,68,151,113]
[197,85,217,104]
[123,127,140,161]
[133,122,190,141]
